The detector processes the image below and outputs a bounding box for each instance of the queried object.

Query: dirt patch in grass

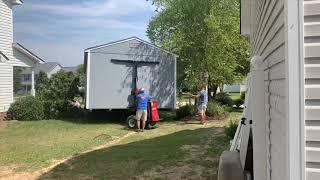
[135,129,222,180]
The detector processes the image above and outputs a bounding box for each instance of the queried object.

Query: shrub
[215,92,233,107]
[158,110,176,121]
[176,104,195,120]
[224,120,238,140]
[206,101,227,117]
[36,71,82,118]
[240,91,245,101]
[7,96,45,121]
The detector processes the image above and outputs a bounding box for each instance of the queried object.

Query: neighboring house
[62,66,78,73]
[223,1,319,180]
[18,62,62,95]
[223,81,247,93]
[0,0,44,120]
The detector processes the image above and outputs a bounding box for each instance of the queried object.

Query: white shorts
[136,110,147,122]
[199,104,207,114]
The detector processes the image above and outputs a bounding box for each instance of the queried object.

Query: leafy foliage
[176,104,195,119]
[74,64,85,99]
[224,120,238,140]
[206,101,227,117]
[147,0,250,94]
[36,71,48,84]
[215,92,233,107]
[36,71,82,118]
[241,91,245,101]
[7,96,45,121]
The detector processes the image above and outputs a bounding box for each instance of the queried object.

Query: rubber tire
[127,115,136,129]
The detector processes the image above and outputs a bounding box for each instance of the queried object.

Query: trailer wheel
[127,115,136,129]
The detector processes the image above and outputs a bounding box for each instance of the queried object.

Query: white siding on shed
[304,0,320,179]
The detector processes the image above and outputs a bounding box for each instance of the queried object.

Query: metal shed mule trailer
[84,37,177,110]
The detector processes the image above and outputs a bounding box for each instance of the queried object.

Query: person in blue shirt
[136,88,150,132]
[198,86,208,124]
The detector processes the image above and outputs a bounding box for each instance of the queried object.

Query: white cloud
[27,0,153,17]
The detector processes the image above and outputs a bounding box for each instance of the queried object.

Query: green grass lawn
[0,112,241,179]
[228,92,241,101]
[0,120,129,170]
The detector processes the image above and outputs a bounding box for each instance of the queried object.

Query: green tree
[147,0,249,96]
[36,71,48,84]
[36,71,80,118]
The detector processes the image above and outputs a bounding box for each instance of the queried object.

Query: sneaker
[140,129,144,132]
[135,129,140,132]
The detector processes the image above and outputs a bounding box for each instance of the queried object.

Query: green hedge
[206,101,227,117]
[215,92,233,107]
[7,96,45,121]
[176,104,195,119]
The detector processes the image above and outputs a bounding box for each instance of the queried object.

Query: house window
[23,74,31,82]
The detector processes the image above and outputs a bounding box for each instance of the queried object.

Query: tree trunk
[208,85,218,101]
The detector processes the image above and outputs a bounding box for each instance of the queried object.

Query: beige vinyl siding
[304,0,320,179]
[0,0,13,58]
[249,0,287,179]
[0,63,13,112]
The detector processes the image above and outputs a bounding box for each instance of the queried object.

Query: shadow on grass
[61,110,177,125]
[38,127,228,180]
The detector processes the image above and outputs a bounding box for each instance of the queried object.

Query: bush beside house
[7,96,44,121]
[7,66,84,121]
[215,92,234,107]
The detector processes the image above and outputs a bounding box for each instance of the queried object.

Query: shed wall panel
[304,0,320,178]
[86,39,176,109]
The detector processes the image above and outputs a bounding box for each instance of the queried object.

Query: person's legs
[141,110,147,131]
[136,111,142,131]
[203,105,207,121]
[200,105,206,124]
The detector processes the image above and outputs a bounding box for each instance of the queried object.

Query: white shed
[223,0,320,180]
[0,0,44,120]
[84,37,177,110]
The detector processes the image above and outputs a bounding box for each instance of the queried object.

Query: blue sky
[13,0,155,66]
